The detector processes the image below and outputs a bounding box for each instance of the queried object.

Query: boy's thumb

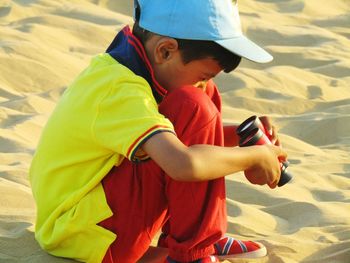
[277,147,288,162]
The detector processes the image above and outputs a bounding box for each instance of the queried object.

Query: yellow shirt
[29,53,174,262]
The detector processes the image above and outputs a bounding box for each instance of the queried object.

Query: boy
[29,0,286,262]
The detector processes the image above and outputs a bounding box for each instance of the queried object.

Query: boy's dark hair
[132,22,241,73]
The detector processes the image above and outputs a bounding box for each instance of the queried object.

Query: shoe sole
[217,242,267,259]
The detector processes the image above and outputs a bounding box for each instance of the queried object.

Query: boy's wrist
[245,145,271,171]
[236,145,262,172]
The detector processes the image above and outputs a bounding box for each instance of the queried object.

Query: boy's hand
[244,144,287,189]
[259,116,281,146]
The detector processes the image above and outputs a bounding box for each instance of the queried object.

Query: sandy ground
[0,0,349,262]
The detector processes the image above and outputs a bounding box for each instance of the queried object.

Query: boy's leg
[159,83,267,262]
[158,83,227,262]
[100,82,227,262]
[99,159,168,263]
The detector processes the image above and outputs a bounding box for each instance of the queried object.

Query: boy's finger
[278,154,287,163]
[268,123,284,147]
[268,181,277,189]
[259,116,273,136]
[275,138,282,147]
[270,125,280,145]
[267,170,279,189]
[274,146,288,162]
[270,129,277,144]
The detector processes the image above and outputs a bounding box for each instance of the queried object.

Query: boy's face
[145,36,222,92]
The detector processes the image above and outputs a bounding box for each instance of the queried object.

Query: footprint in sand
[0,3,11,17]
[307,85,323,100]
[311,189,346,202]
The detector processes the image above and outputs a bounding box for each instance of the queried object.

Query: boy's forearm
[142,131,285,183]
[143,132,255,181]
[183,144,261,181]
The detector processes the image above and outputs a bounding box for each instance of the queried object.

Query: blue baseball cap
[135,0,273,63]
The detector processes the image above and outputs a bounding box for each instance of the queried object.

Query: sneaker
[165,255,219,263]
[214,236,267,259]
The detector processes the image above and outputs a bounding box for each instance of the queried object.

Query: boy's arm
[142,131,287,188]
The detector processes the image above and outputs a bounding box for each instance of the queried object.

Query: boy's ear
[154,37,179,63]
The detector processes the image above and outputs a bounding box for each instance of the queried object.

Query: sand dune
[0,0,349,262]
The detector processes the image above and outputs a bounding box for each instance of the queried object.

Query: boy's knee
[159,85,219,122]
[159,85,222,142]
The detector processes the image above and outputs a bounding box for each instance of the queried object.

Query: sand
[0,0,349,262]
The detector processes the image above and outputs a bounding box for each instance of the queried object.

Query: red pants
[100,81,227,262]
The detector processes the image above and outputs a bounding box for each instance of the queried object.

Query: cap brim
[216,35,273,63]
